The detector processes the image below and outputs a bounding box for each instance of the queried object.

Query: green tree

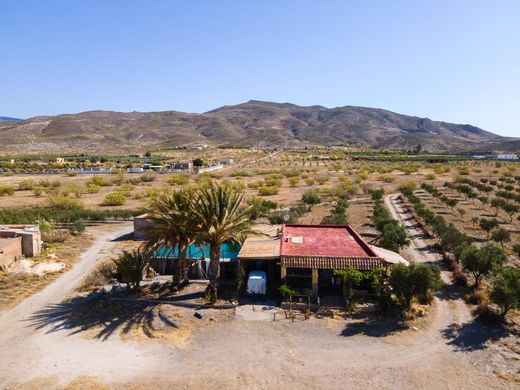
[489,267,520,316]
[491,227,511,247]
[445,198,458,211]
[479,218,499,238]
[145,188,198,286]
[389,263,442,308]
[502,202,519,222]
[194,183,256,303]
[334,267,365,302]
[192,158,205,167]
[378,222,410,252]
[461,244,507,288]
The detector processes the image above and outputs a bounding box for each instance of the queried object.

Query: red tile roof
[280,224,377,258]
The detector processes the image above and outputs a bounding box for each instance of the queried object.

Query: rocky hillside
[0,101,514,153]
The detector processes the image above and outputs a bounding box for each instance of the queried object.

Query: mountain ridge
[0,101,516,153]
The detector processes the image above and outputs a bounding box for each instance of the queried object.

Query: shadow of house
[441,321,509,351]
[25,293,178,341]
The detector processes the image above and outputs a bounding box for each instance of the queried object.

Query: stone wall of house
[0,237,22,270]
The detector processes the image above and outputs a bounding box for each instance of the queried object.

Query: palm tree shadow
[25,292,179,341]
[441,321,510,351]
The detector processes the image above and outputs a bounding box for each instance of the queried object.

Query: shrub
[399,182,416,192]
[472,304,502,325]
[38,217,55,242]
[314,174,329,185]
[0,185,15,196]
[258,186,279,196]
[167,174,189,185]
[400,165,417,175]
[302,189,320,205]
[279,284,297,300]
[48,229,69,243]
[452,270,468,287]
[425,173,437,180]
[140,172,155,182]
[47,196,83,210]
[378,174,394,183]
[17,179,35,191]
[102,192,126,206]
[31,186,44,196]
[89,175,111,187]
[113,249,149,291]
[87,184,101,193]
[288,176,300,187]
[69,219,86,235]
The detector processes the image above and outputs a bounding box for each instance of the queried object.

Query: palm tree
[193,183,255,303]
[144,188,197,286]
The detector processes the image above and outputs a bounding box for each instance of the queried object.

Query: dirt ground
[1,214,519,389]
[1,153,519,389]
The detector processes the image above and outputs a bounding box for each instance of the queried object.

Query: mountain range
[0,101,517,153]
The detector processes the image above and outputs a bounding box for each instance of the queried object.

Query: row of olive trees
[401,186,520,317]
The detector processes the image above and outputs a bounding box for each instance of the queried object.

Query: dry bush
[465,290,489,305]
[452,270,468,287]
[78,260,117,292]
[472,304,502,325]
[48,229,70,243]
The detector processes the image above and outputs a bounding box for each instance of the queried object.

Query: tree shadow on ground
[441,321,510,351]
[26,292,179,341]
[340,314,408,338]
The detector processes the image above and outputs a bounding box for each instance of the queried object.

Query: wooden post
[311,268,318,299]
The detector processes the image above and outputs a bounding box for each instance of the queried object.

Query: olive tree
[461,244,507,288]
[489,267,520,316]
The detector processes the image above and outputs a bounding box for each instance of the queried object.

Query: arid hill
[0,101,516,153]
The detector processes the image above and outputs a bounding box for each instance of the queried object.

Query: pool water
[153,241,240,261]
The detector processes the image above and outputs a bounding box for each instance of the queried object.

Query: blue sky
[1,0,519,137]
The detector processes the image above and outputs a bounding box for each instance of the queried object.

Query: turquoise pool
[153,241,241,261]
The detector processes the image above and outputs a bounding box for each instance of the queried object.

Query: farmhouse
[238,224,404,302]
[133,216,407,304]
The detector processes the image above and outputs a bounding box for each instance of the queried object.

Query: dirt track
[0,215,518,389]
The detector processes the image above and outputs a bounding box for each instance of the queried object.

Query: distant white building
[197,163,224,173]
[496,154,519,161]
[126,167,145,173]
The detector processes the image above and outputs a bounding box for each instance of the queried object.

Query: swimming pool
[153,241,241,261]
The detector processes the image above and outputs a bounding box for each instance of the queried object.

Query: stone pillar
[311,268,318,298]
